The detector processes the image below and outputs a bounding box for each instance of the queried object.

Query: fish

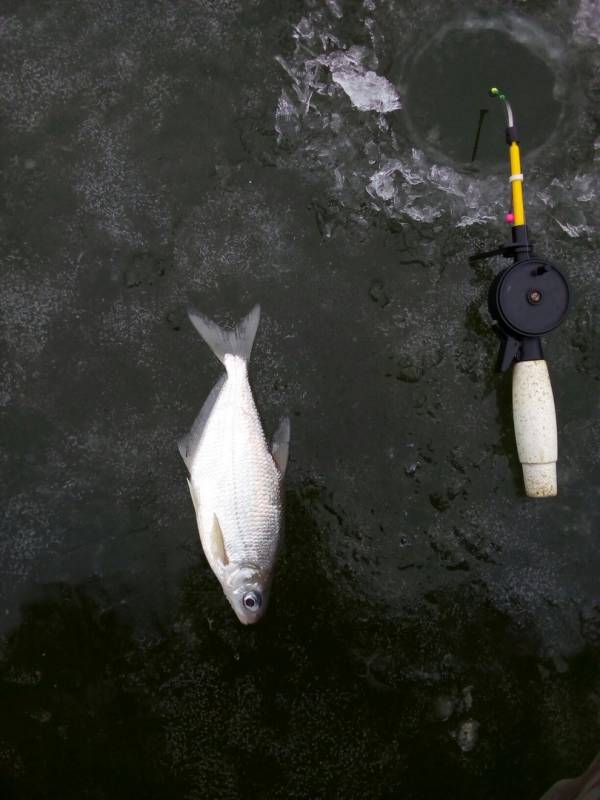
[178,304,290,624]
[539,751,600,800]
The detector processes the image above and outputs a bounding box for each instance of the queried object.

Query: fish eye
[242,591,262,611]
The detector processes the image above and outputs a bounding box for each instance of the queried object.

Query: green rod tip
[489,87,506,100]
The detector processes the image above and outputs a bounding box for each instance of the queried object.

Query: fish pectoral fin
[187,481,229,569]
[271,416,291,476]
[207,513,229,567]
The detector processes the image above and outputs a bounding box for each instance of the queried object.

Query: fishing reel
[471,88,570,498]
[486,248,569,373]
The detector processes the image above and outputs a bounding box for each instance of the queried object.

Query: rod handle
[512,360,558,498]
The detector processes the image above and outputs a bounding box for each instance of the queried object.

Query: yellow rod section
[509,142,526,226]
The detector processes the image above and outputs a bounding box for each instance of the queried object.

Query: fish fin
[178,375,227,469]
[186,478,199,514]
[271,416,291,476]
[207,513,229,567]
[186,482,228,568]
[187,304,260,365]
[178,435,190,465]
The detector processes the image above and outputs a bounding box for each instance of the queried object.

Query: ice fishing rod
[470,87,569,498]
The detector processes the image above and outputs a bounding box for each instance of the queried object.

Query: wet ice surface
[1,0,600,797]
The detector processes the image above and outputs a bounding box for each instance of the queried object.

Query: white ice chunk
[402,205,442,222]
[456,213,496,228]
[316,47,400,113]
[275,89,297,120]
[274,55,296,81]
[331,68,401,112]
[367,158,427,202]
[573,174,596,202]
[325,0,344,19]
[574,0,600,45]
[275,90,300,142]
[368,161,402,200]
[294,17,316,41]
[316,46,368,72]
[398,161,424,186]
[428,164,464,196]
[554,219,589,238]
[453,719,480,753]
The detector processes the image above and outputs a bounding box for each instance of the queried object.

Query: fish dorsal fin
[178,374,226,470]
[187,305,260,365]
[271,416,291,476]
[208,513,229,567]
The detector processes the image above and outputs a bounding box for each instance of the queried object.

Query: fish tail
[187,304,260,365]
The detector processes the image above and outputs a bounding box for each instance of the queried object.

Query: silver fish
[178,305,290,624]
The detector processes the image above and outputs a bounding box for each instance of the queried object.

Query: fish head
[222,563,270,625]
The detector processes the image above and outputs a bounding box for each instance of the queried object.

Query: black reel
[488,256,569,371]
